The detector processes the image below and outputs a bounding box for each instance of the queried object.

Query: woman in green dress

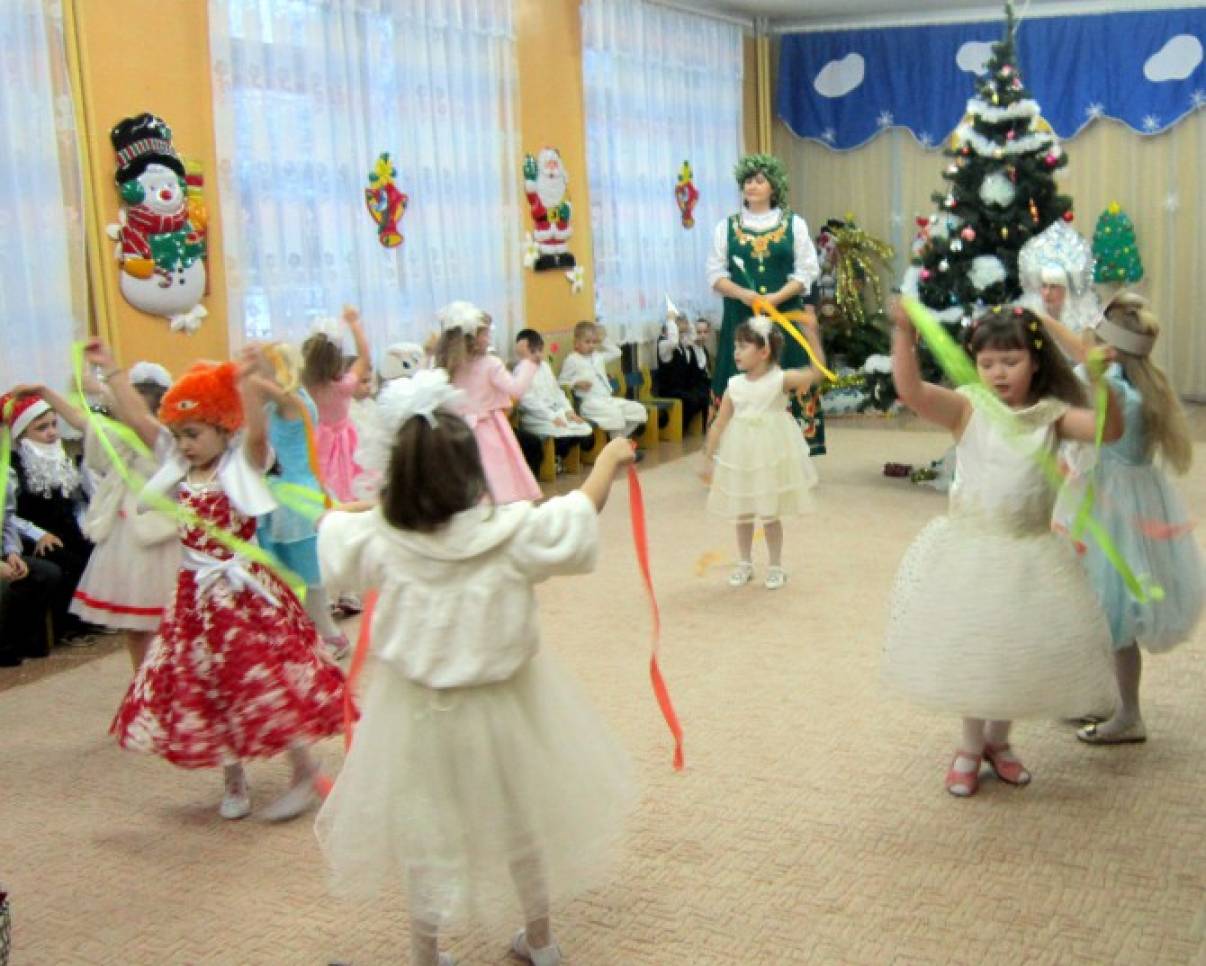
[706,154,827,454]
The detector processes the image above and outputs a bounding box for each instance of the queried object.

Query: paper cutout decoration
[522,148,575,270]
[107,113,208,333]
[365,153,409,248]
[675,160,699,229]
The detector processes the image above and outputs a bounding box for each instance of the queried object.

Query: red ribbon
[627,466,685,771]
[342,590,377,752]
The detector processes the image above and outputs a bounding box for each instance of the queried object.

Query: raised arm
[889,300,970,437]
[577,438,636,512]
[238,364,272,471]
[782,367,820,395]
[489,356,538,400]
[343,305,371,381]
[82,340,161,447]
[1036,309,1088,365]
[1056,356,1124,444]
[11,383,87,433]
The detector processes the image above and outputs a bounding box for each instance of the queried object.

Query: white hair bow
[748,315,772,339]
[356,368,464,475]
[437,300,486,334]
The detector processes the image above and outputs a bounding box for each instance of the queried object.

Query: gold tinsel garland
[831,225,894,330]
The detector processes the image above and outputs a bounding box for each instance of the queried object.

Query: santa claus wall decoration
[522,147,575,271]
[107,113,207,332]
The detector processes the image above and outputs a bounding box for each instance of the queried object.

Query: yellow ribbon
[751,297,837,381]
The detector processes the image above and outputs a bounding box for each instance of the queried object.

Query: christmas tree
[908,1,1074,330]
[1092,201,1144,283]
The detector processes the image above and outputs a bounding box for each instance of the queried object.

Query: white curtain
[209,0,522,356]
[581,0,743,343]
[0,0,85,391]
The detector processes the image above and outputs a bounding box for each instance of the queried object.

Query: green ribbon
[70,343,308,602]
[267,480,329,524]
[900,299,1161,604]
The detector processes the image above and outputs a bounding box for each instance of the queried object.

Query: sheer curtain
[581,0,743,343]
[209,0,521,355]
[0,0,85,390]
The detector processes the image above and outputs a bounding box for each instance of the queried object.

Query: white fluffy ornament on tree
[979,171,1017,208]
[969,255,1007,291]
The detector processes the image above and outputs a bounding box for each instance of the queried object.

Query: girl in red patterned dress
[103,347,348,822]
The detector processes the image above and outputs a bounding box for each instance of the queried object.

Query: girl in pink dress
[303,306,371,502]
[434,301,542,504]
[97,346,349,823]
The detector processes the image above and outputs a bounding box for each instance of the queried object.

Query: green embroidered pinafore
[711,209,825,455]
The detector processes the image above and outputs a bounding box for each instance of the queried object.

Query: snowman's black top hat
[111,113,185,183]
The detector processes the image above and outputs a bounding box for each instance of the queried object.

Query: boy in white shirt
[514,329,593,444]
[557,321,647,439]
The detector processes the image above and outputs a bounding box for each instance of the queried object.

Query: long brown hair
[380,411,487,532]
[301,333,344,389]
[966,306,1086,407]
[1096,294,1192,473]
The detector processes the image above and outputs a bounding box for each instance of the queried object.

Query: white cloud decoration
[956,41,994,75]
[1144,35,1203,83]
[814,53,865,98]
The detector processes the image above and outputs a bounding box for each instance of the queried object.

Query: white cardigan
[318,491,598,688]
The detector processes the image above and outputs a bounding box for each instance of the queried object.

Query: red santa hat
[0,392,52,440]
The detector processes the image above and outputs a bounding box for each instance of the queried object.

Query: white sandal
[764,566,787,590]
[728,561,754,587]
[512,929,562,966]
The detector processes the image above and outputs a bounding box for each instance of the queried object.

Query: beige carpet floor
[3,424,1206,965]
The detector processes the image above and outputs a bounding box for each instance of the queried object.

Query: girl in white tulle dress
[883,303,1120,798]
[1041,293,1203,746]
[316,370,637,966]
[703,317,820,590]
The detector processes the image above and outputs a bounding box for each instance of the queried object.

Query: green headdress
[733,153,789,208]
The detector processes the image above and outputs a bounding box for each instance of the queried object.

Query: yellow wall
[70,0,228,377]
[515,0,596,334]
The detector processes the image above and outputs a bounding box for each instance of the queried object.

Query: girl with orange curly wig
[88,341,349,823]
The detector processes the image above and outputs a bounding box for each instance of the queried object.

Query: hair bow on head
[437,300,486,334]
[357,369,464,476]
[748,315,772,339]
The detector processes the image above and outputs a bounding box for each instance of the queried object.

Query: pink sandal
[983,742,1031,786]
[945,750,982,797]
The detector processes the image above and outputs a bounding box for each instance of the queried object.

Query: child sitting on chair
[515,329,592,472]
[656,311,712,431]
[558,322,647,443]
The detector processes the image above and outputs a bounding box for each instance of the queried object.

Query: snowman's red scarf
[121,205,189,259]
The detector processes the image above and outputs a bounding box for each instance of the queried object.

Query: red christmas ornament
[1006,130,1016,141]
[1063,210,1075,222]
[920,268,933,282]
[961,226,976,241]
[1045,153,1058,167]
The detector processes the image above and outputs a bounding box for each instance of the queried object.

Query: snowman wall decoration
[522,147,575,271]
[107,114,207,333]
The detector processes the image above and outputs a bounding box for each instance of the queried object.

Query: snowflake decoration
[821,128,836,144]
[890,211,904,227]
[1191,90,1205,109]
[1164,192,1181,214]
[1142,114,1160,133]
[918,131,933,147]
[1085,102,1104,120]
[876,110,894,129]
[522,232,540,270]
[565,264,585,294]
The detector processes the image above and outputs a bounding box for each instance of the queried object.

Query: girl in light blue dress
[1043,293,1203,744]
[254,343,350,659]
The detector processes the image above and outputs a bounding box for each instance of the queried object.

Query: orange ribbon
[342,589,376,752]
[627,466,684,771]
